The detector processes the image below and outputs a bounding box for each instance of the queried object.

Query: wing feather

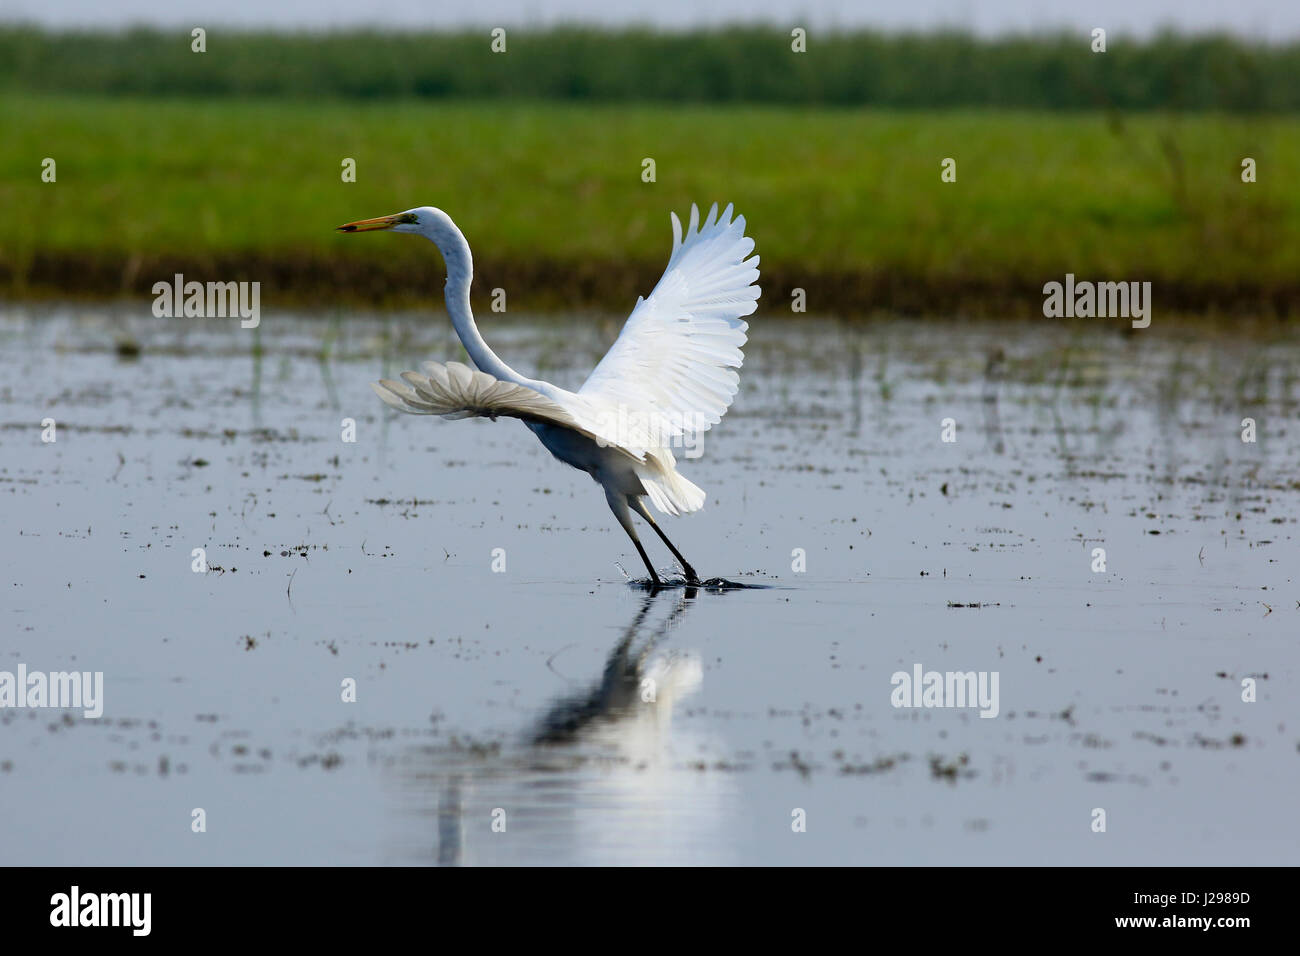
[578,203,759,444]
[372,361,643,461]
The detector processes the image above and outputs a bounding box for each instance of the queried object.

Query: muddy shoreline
[4,251,1297,318]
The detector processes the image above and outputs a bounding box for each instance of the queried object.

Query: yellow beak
[336,214,402,233]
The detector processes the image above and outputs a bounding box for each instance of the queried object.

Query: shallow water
[2,303,1297,865]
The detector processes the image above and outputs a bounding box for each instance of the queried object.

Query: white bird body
[340,202,760,585]
[526,421,645,499]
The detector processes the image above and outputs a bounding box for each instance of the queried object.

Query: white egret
[338,203,759,586]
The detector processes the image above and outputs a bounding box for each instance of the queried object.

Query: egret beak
[337,213,408,233]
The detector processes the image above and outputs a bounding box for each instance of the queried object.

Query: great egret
[338,203,759,586]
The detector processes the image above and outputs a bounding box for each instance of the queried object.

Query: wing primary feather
[577,202,760,444]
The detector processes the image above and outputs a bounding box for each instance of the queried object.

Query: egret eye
[396,213,418,225]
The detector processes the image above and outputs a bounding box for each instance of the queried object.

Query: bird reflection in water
[401,588,733,866]
[532,590,699,746]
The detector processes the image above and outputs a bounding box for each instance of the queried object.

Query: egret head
[337,206,472,278]
[336,206,450,236]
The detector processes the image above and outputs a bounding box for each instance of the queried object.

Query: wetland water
[1,304,1297,865]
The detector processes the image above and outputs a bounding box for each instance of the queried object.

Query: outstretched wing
[374,360,658,463]
[578,202,759,445]
[373,360,633,450]
[372,360,567,420]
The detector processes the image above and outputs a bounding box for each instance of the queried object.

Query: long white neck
[425,220,534,388]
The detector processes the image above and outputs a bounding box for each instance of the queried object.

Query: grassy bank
[4,95,1298,315]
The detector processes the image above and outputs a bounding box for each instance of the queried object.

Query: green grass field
[4,95,1298,314]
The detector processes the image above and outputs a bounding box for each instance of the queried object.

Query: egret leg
[630,497,700,585]
[605,489,661,585]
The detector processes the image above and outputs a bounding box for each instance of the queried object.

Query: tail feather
[638,450,706,516]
